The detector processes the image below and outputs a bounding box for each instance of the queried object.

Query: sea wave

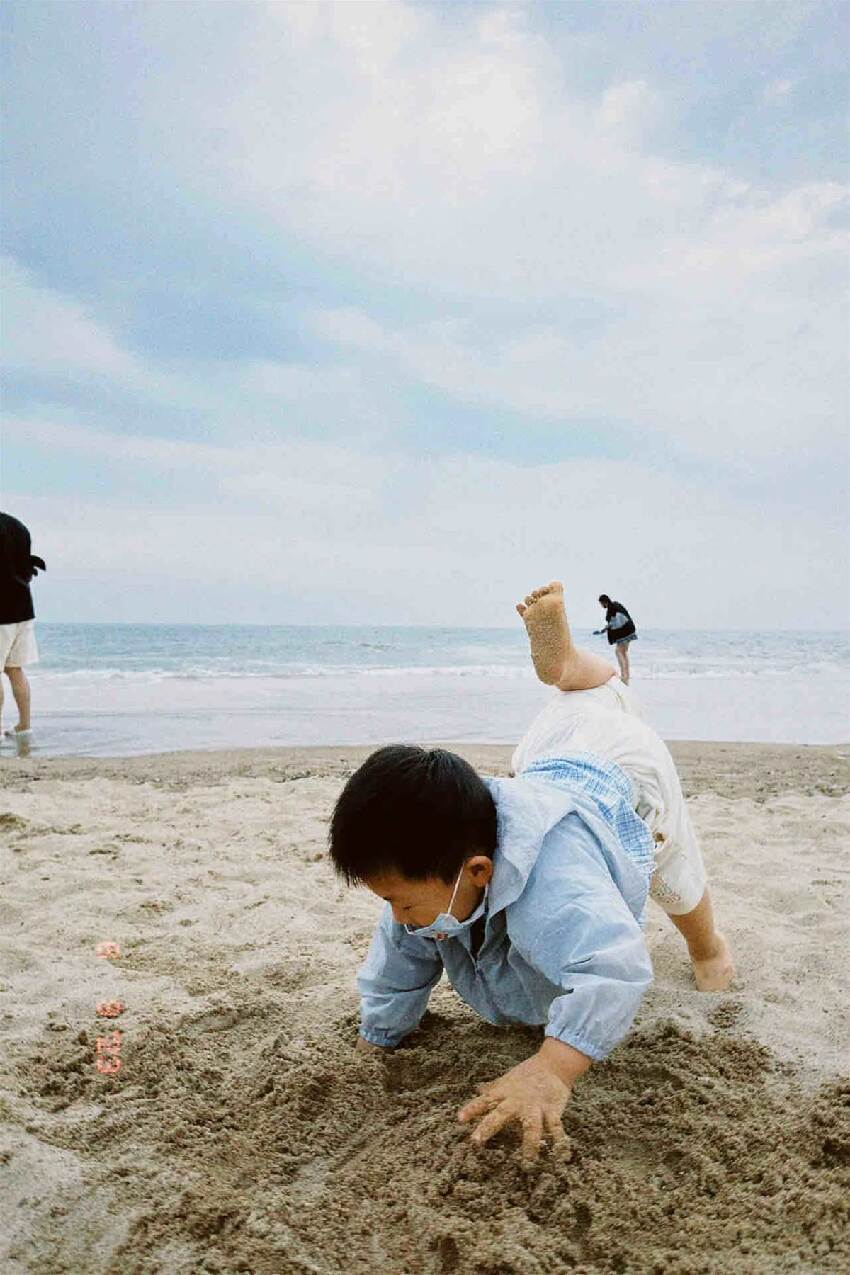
[29,659,850,684]
[30,663,535,683]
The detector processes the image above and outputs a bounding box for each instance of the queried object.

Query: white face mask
[403,866,487,941]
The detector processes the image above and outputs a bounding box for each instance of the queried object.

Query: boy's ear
[467,855,494,886]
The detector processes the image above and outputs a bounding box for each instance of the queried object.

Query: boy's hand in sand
[457,1038,591,1164]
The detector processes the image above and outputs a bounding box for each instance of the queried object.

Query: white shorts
[1,620,39,668]
[512,677,707,915]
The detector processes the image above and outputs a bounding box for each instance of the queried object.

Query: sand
[1,741,849,1274]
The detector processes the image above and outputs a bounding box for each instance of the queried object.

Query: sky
[1,0,848,630]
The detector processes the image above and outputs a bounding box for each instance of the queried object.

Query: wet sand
[1,741,849,1273]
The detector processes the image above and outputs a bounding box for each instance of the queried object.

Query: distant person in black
[0,512,46,743]
[594,594,637,685]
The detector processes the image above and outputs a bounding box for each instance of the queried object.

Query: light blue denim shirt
[357,757,654,1061]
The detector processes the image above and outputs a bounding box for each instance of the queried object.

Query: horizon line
[33,621,850,635]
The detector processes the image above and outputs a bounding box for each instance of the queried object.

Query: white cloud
[0,261,398,439]
[761,77,795,102]
[598,79,660,137]
[240,360,360,402]
[0,257,217,413]
[167,1,846,307]
[9,5,846,470]
[311,288,846,460]
[1,257,141,378]
[2,417,385,536]
[120,1,846,467]
[5,416,846,628]
[636,181,849,288]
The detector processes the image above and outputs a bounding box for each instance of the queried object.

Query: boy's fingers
[470,1104,512,1146]
[458,1093,497,1123]
[544,1112,568,1151]
[520,1113,544,1165]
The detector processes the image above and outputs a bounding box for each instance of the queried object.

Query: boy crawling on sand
[329,583,734,1163]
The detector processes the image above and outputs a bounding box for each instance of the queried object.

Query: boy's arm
[357,904,444,1048]
[459,898,651,1161]
[535,905,651,1058]
[518,823,653,1062]
[460,816,652,1160]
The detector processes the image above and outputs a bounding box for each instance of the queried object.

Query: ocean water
[2,624,848,757]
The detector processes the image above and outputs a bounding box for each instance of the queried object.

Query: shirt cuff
[359,1025,403,1048]
[544,1026,611,1063]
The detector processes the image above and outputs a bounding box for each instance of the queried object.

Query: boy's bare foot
[691,932,734,992]
[516,582,572,685]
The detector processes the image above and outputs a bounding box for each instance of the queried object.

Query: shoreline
[2,738,849,799]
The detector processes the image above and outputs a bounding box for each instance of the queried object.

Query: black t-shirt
[0,513,41,624]
[605,600,636,644]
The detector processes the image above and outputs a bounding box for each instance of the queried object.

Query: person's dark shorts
[614,633,637,647]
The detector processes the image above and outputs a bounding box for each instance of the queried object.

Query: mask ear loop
[445,863,465,918]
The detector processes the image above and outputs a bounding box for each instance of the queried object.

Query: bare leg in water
[2,666,31,732]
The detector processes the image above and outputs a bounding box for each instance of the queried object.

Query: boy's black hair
[598,593,611,606]
[328,745,498,885]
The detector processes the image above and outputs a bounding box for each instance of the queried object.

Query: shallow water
[4,624,848,756]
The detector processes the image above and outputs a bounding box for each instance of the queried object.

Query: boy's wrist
[359,1025,397,1047]
[537,1036,592,1088]
[355,1034,388,1054]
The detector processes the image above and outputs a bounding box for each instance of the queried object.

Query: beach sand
[1,741,849,1274]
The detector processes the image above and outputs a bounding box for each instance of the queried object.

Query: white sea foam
[29,659,849,685]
